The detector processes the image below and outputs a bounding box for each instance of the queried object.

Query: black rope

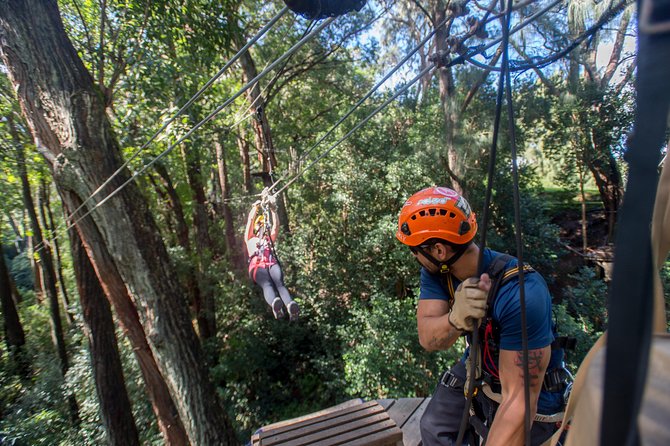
[455,0,530,443]
[502,0,532,441]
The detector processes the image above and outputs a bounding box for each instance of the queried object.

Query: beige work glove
[448,278,488,332]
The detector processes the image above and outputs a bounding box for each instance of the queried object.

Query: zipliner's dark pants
[253,263,293,307]
[420,362,559,446]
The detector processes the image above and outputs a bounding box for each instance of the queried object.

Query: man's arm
[416,299,462,351]
[486,345,551,446]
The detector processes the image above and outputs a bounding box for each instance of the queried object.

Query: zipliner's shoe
[272,297,285,319]
[287,301,300,322]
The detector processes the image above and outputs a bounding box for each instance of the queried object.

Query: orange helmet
[396,186,477,247]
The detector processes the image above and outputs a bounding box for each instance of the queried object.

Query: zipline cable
[227,4,388,133]
[268,10,454,192]
[38,15,336,251]
[66,5,290,224]
[272,0,564,196]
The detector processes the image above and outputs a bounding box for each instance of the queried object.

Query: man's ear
[432,242,453,262]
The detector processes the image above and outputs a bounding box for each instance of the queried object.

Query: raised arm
[269,207,279,242]
[245,202,260,241]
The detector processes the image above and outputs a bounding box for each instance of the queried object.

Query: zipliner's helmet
[254,214,265,233]
[396,186,477,247]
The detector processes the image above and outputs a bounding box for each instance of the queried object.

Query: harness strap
[442,370,566,423]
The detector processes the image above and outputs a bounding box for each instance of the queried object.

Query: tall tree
[66,192,189,445]
[14,144,71,383]
[0,1,236,444]
[38,180,73,325]
[0,242,27,375]
[70,227,140,446]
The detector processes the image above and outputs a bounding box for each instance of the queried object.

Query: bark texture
[0,250,27,372]
[70,228,140,446]
[0,1,236,444]
[64,192,189,446]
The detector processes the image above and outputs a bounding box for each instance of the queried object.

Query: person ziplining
[245,189,300,321]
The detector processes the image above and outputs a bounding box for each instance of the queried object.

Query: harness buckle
[543,367,572,393]
[440,370,462,389]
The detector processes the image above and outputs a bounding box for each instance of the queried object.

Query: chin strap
[417,242,470,274]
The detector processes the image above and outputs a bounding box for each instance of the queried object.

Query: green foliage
[341,292,460,399]
[0,1,637,444]
[554,266,608,369]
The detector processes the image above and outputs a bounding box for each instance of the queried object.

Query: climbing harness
[436,252,575,443]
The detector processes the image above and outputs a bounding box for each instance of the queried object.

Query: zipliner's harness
[439,254,575,432]
[248,211,278,281]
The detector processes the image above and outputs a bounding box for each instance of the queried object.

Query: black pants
[420,362,559,446]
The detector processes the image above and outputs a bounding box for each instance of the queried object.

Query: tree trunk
[15,147,69,369]
[0,248,28,376]
[70,228,140,446]
[0,2,236,444]
[236,130,253,194]
[234,31,290,231]
[152,162,203,331]
[586,150,622,243]
[180,144,217,341]
[38,180,73,325]
[214,138,244,271]
[431,3,462,194]
[153,163,191,252]
[64,192,189,446]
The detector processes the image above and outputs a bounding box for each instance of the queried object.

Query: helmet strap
[417,242,470,274]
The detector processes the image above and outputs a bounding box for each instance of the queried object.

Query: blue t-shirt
[419,248,563,414]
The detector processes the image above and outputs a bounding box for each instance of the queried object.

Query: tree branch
[601,10,631,87]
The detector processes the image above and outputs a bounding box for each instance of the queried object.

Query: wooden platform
[251,398,429,446]
[377,398,430,446]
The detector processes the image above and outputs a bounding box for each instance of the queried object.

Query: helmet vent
[419,210,426,217]
[450,212,456,218]
[429,208,436,216]
[411,215,417,220]
[439,209,447,216]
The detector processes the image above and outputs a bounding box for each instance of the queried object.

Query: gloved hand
[449,277,488,332]
[253,200,262,209]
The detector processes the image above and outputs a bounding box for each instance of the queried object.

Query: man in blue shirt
[396,186,567,446]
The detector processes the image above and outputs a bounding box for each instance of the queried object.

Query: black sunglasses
[409,244,433,254]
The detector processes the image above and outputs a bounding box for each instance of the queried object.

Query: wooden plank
[315,419,401,446]
[385,398,425,429]
[254,398,364,437]
[399,398,431,446]
[261,406,389,446]
[258,400,377,440]
[376,399,396,411]
[343,425,404,446]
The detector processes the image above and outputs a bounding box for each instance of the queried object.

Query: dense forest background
[0,0,668,444]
